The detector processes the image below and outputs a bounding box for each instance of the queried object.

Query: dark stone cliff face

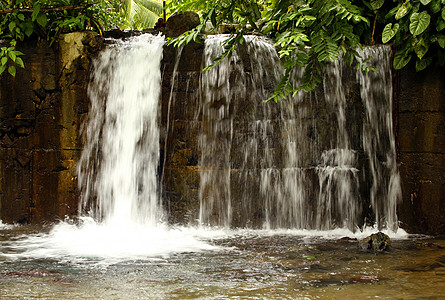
[0,32,102,223]
[396,65,445,235]
[160,41,204,225]
[1,27,444,234]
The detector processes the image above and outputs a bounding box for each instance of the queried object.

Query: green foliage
[166,0,444,101]
[168,0,372,101]
[0,40,24,76]
[395,1,412,20]
[371,0,385,10]
[123,0,163,29]
[409,11,431,36]
[382,23,399,43]
[0,0,125,77]
[380,0,445,70]
[2,0,444,98]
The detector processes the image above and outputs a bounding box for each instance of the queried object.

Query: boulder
[165,11,200,38]
[359,232,391,252]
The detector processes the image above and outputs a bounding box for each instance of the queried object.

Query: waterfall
[0,34,218,262]
[77,34,164,226]
[197,35,401,231]
[198,35,284,227]
[356,45,401,231]
[315,57,360,230]
[0,34,404,266]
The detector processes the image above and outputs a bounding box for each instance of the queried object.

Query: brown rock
[165,11,200,38]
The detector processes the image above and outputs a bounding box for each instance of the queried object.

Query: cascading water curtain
[316,56,361,231]
[77,34,165,227]
[356,45,401,231]
[198,35,241,227]
[198,35,400,231]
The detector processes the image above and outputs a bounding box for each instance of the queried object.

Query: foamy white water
[0,220,15,230]
[2,219,220,264]
[356,46,401,231]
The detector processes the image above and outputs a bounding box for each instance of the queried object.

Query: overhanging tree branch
[0,5,89,14]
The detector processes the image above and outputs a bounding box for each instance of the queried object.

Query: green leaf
[8,51,16,61]
[415,57,433,71]
[420,0,432,4]
[0,64,6,75]
[36,14,48,28]
[413,37,429,59]
[17,14,25,21]
[386,3,402,19]
[410,11,431,36]
[124,0,163,29]
[15,57,24,68]
[393,47,412,69]
[371,0,385,10]
[252,2,261,19]
[1,56,7,66]
[436,19,445,32]
[8,65,16,77]
[437,34,445,47]
[382,23,400,43]
[22,22,34,37]
[8,21,16,32]
[135,0,163,15]
[210,10,217,27]
[31,4,40,22]
[442,7,445,20]
[396,1,412,20]
[430,0,441,13]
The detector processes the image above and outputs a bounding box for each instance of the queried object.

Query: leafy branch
[168,0,444,101]
[380,0,445,71]
[0,0,124,77]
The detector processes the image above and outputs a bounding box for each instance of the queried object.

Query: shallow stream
[1,224,444,299]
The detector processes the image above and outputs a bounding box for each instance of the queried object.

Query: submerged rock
[359,232,391,252]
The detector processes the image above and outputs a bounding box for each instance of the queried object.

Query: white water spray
[78,34,164,226]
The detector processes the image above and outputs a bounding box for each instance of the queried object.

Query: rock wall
[0,32,101,223]
[396,65,445,235]
[161,41,204,225]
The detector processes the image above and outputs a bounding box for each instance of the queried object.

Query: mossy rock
[359,232,391,252]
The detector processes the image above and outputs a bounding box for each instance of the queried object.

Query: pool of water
[1,224,444,299]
